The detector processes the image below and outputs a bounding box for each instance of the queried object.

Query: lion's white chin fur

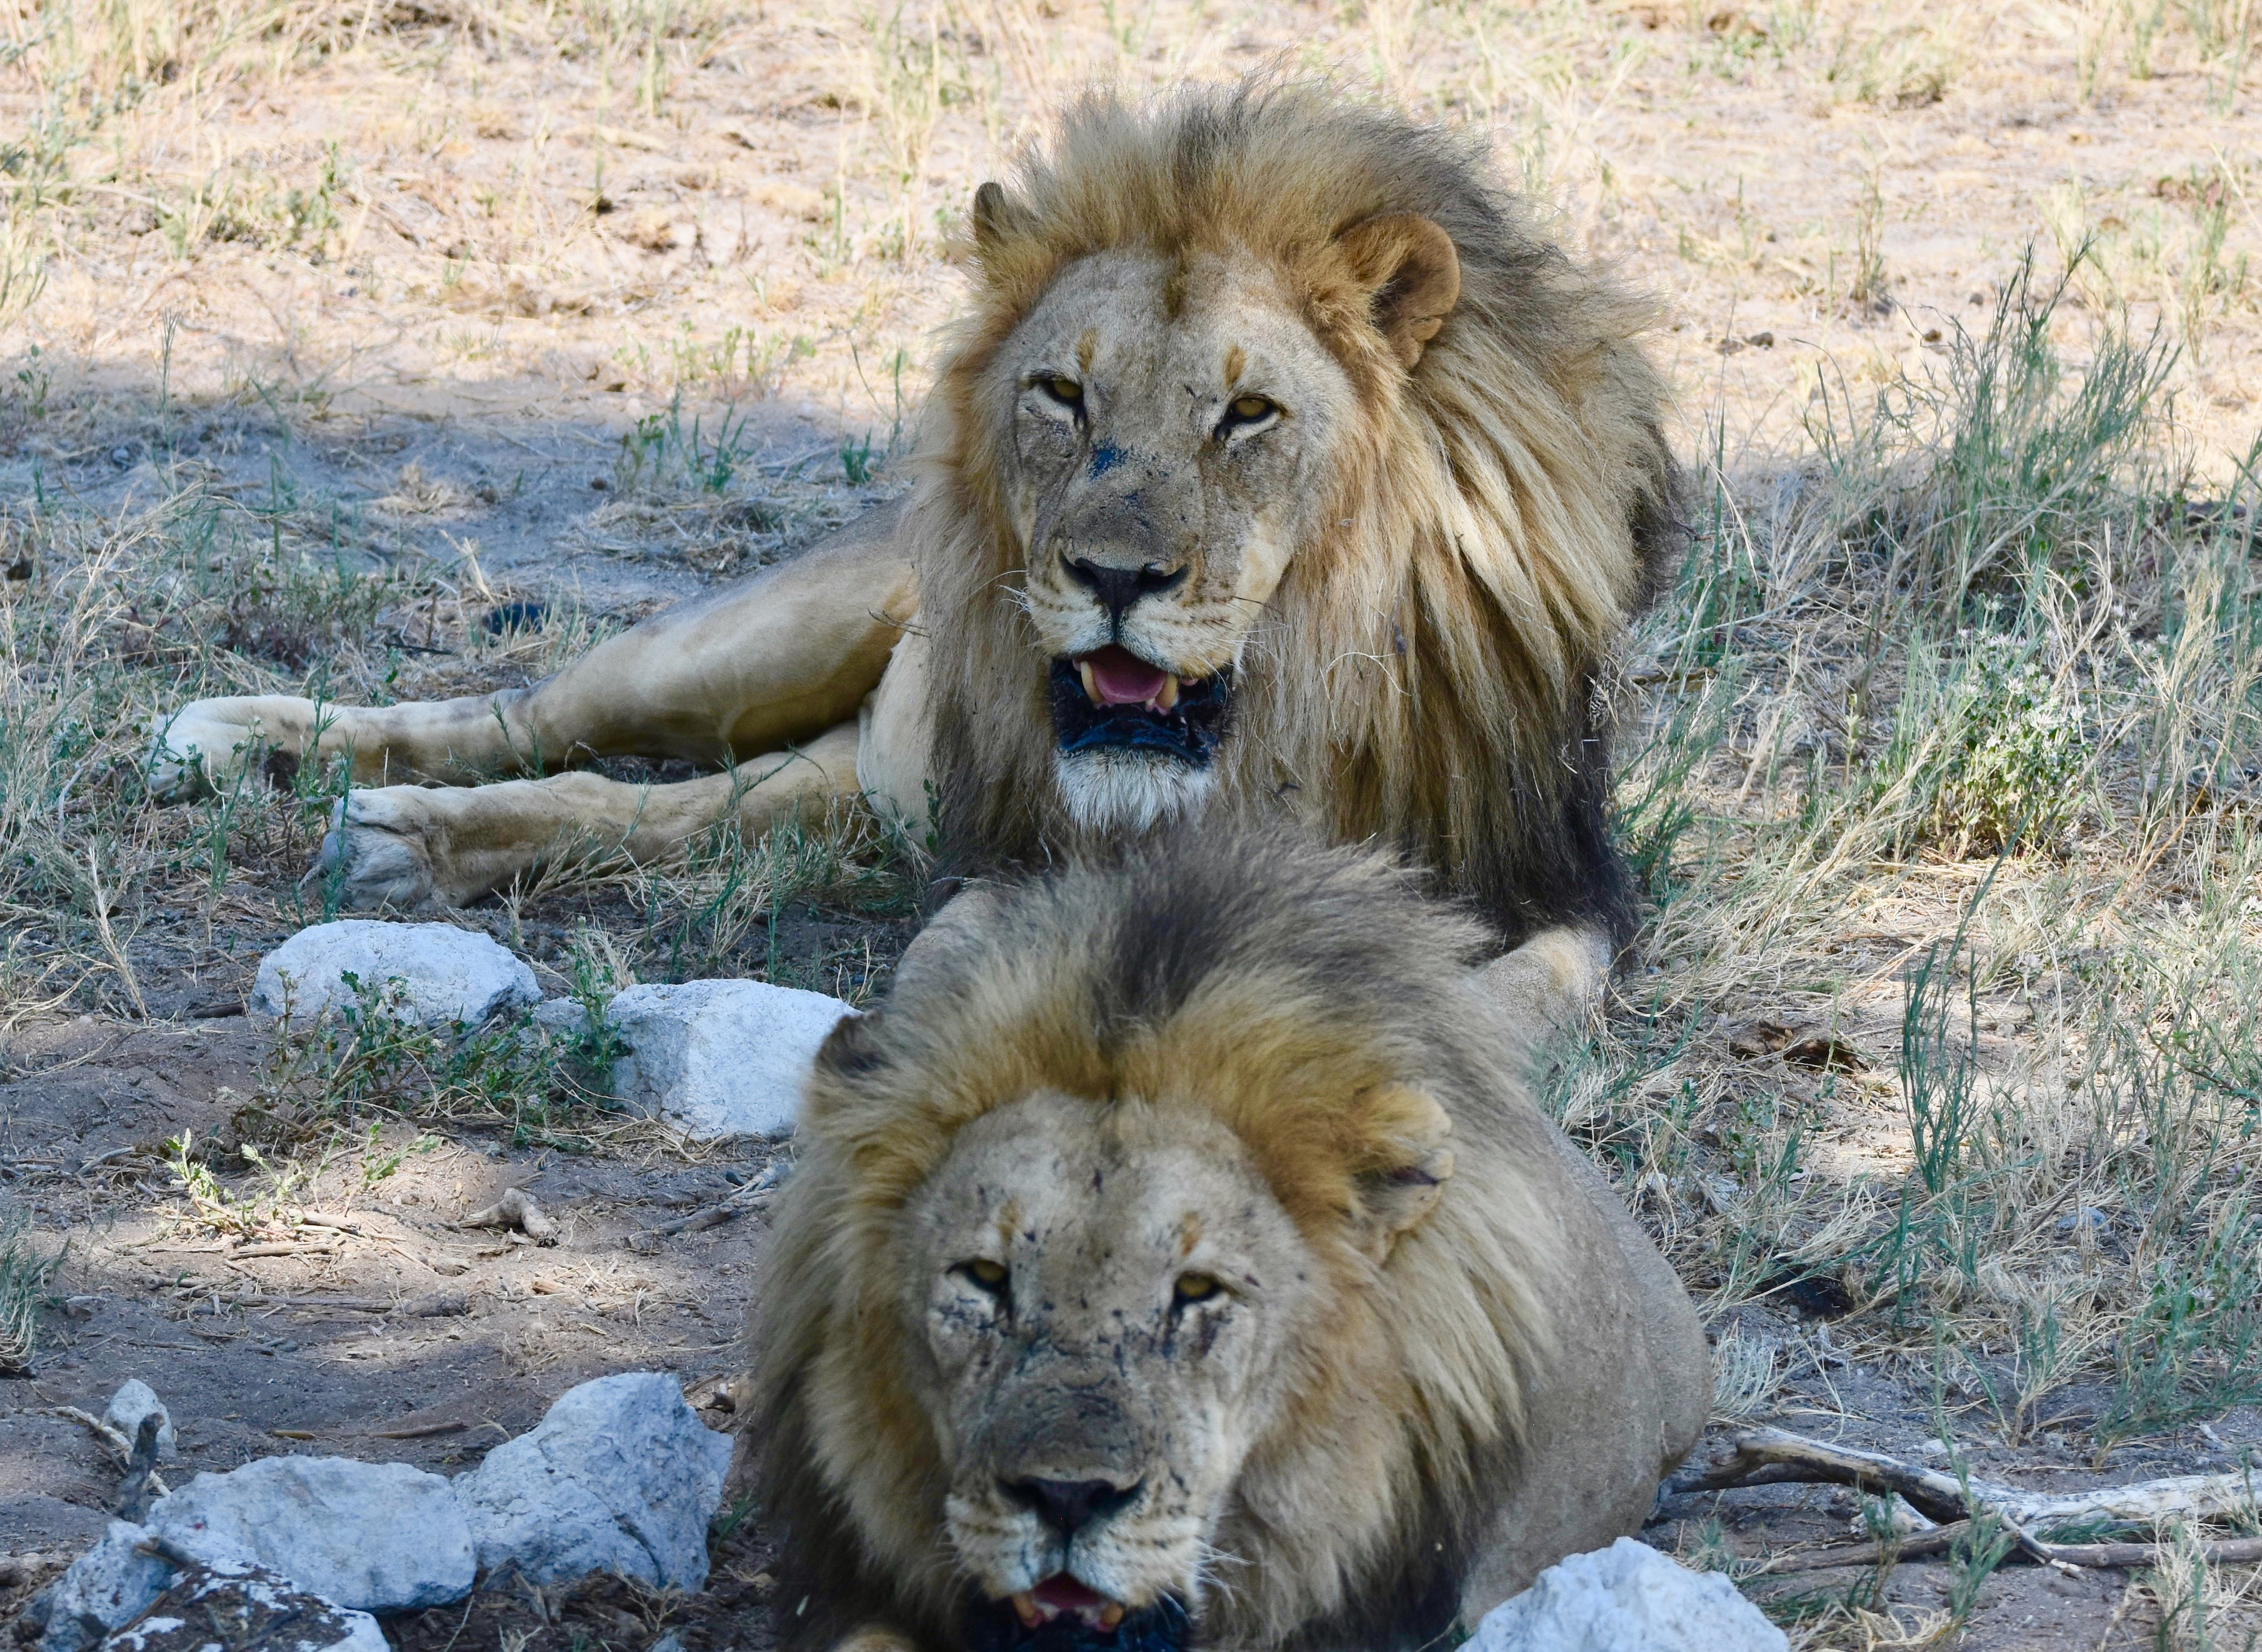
[1053,748,1217,835]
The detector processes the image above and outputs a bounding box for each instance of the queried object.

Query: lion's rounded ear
[971,181,1028,257]
[815,1007,884,1079]
[1335,212,1461,370]
[1352,1085,1457,1263]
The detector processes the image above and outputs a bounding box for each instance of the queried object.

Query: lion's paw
[148,697,311,801]
[306,789,441,912]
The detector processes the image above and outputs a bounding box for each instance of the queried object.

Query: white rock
[455,1372,731,1590]
[38,1522,178,1652]
[1472,1538,1786,1652]
[100,1560,388,1652]
[149,1456,475,1611]
[252,921,538,1029]
[531,997,593,1034]
[103,1380,178,1462]
[606,978,854,1138]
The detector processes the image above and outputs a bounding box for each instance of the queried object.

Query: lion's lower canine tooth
[1098,1604,1126,1631]
[1077,659,1100,704]
[1155,674,1180,711]
[1011,1593,1041,1629]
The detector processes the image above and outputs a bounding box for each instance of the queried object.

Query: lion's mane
[753,833,1591,1651]
[912,81,1681,946]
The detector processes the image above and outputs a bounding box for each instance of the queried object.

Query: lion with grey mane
[150,80,1679,1029]
[752,831,1708,1652]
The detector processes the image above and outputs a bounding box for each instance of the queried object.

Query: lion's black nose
[1002,1476,1141,1538]
[1064,558,1187,628]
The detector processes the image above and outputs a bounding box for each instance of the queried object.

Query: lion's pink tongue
[1081,646,1170,707]
[1032,1576,1109,1612]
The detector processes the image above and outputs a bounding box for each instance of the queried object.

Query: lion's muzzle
[960,1589,1193,1652]
[1049,648,1232,766]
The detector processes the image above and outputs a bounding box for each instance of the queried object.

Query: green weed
[0,1201,56,1375]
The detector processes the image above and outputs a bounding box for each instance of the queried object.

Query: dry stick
[1750,1521,1971,1575]
[53,1408,170,1500]
[1761,1524,2262,1577]
[293,1213,363,1233]
[1671,1427,1971,1522]
[457,1188,557,1243]
[186,1291,469,1316]
[634,1192,774,1241]
[628,1163,786,1246]
[1680,1428,2262,1572]
[116,1414,163,1522]
[229,1241,340,1260]
[369,1420,470,1440]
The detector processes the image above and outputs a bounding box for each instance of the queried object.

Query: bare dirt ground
[4,1,2262,1648]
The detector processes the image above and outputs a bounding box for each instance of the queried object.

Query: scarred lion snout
[1040,540,1238,787]
[949,1379,1197,1633]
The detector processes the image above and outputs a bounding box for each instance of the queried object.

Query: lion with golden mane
[753,831,1708,1652]
[151,81,1677,1016]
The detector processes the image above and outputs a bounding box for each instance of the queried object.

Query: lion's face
[904,1089,1319,1631]
[978,246,1365,834]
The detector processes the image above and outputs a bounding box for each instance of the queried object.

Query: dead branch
[116,1414,163,1521]
[1750,1521,1971,1574]
[1762,1521,2262,1576]
[230,1241,340,1260]
[1673,1428,2262,1571]
[457,1188,558,1244]
[1671,1427,1972,1522]
[624,1162,784,1250]
[53,1407,170,1500]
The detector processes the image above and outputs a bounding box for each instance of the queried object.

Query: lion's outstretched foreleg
[313,723,865,909]
[150,687,542,796]
[149,504,916,797]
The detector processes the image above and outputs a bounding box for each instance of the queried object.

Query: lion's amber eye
[1173,1272,1222,1303]
[1042,376,1083,407]
[961,1258,1009,1291]
[1230,395,1274,422]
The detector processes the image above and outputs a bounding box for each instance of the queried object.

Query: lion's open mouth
[1011,1575,1126,1632]
[962,1582,1189,1652]
[1048,646,1231,766]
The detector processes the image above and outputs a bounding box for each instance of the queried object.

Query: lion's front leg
[313,723,865,909]
[150,689,541,799]
[149,504,917,801]
[1475,924,1613,1044]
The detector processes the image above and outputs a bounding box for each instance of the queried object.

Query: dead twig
[1672,1427,1971,1522]
[230,1241,340,1260]
[1749,1521,1970,1574]
[54,1407,170,1500]
[292,1213,363,1233]
[1677,1428,2262,1571]
[457,1188,558,1244]
[184,1289,470,1316]
[625,1163,784,1250]
[116,1414,163,1521]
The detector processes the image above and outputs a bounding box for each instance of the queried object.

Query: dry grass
[1574,262,2262,1640]
[3,0,2262,1644]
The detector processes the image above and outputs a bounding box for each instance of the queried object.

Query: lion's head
[916,82,1680,946]
[753,834,1574,1652]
